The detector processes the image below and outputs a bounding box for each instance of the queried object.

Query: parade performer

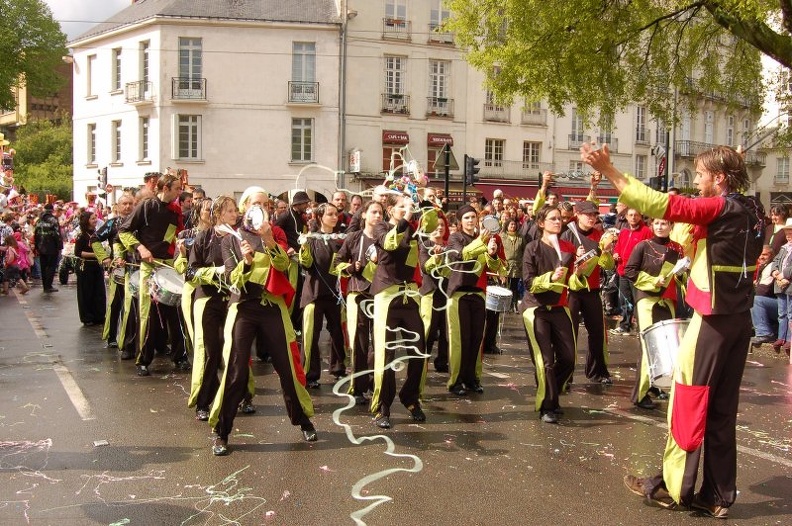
[74,211,106,326]
[521,205,580,423]
[584,143,765,519]
[209,191,316,455]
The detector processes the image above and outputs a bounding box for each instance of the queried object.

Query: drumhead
[244,205,267,230]
[154,268,184,293]
[486,285,512,297]
[482,215,501,233]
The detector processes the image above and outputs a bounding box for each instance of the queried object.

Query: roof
[70,0,341,44]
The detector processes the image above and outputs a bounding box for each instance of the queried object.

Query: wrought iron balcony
[171,77,207,100]
[479,159,556,180]
[597,136,618,153]
[382,18,411,40]
[288,81,319,104]
[744,150,767,166]
[568,134,591,150]
[774,174,790,185]
[484,103,510,123]
[520,109,547,126]
[428,23,454,44]
[125,80,153,104]
[675,140,714,158]
[381,93,410,114]
[426,97,453,118]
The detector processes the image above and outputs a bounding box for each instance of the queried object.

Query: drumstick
[217,223,242,240]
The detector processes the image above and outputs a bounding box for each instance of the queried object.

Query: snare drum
[128,270,141,298]
[485,286,513,312]
[150,268,184,306]
[111,267,126,285]
[640,319,689,388]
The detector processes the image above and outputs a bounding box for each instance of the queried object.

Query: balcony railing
[172,77,207,100]
[744,150,767,166]
[288,81,319,104]
[773,174,789,185]
[635,127,649,144]
[382,18,411,40]
[479,160,590,183]
[597,136,618,153]
[675,140,714,158]
[426,97,453,117]
[520,109,547,126]
[568,134,591,150]
[381,93,410,114]
[483,103,510,123]
[428,23,454,44]
[125,80,153,104]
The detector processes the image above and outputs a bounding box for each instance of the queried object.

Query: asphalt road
[1,281,791,526]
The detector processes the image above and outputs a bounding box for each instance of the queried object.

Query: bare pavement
[1,282,791,526]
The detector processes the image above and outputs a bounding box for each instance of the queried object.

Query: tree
[12,116,73,200]
[0,0,67,111]
[445,0,787,126]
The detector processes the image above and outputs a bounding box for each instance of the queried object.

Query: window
[178,38,202,80]
[175,115,201,160]
[87,123,96,164]
[112,120,122,162]
[385,0,407,21]
[292,42,316,82]
[383,146,401,172]
[704,111,714,144]
[430,0,449,28]
[777,156,790,183]
[635,155,646,179]
[87,54,97,97]
[291,118,313,162]
[525,101,541,114]
[485,138,504,167]
[680,110,691,141]
[636,106,647,143]
[522,141,540,169]
[742,118,751,147]
[385,56,406,95]
[140,117,149,160]
[571,109,584,140]
[112,48,122,91]
[569,160,585,173]
[140,41,150,83]
[726,116,734,146]
[429,60,449,98]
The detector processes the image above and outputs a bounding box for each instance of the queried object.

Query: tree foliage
[445,0,785,126]
[13,116,73,199]
[0,0,67,111]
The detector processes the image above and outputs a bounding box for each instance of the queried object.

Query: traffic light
[464,154,480,185]
[97,167,108,195]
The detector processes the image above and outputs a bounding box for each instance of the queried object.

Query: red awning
[427,133,453,147]
[382,130,409,144]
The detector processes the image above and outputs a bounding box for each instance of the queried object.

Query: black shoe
[300,422,318,442]
[373,413,391,429]
[332,370,346,380]
[434,363,449,373]
[120,350,134,360]
[483,346,502,355]
[137,365,150,377]
[407,404,426,422]
[43,288,59,293]
[307,380,321,389]
[195,409,210,421]
[239,401,256,414]
[552,407,565,415]
[635,396,657,410]
[354,394,367,406]
[691,493,728,519]
[106,341,118,349]
[212,436,228,456]
[175,359,191,371]
[540,411,559,423]
[600,376,613,385]
[449,384,467,396]
[466,382,484,394]
[751,335,774,347]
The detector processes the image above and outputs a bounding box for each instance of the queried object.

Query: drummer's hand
[541,171,553,190]
[176,239,187,257]
[487,236,498,255]
[433,243,444,255]
[240,240,254,264]
[113,258,125,268]
[479,229,491,244]
[551,266,565,282]
[137,245,153,263]
[655,276,667,288]
[101,257,111,267]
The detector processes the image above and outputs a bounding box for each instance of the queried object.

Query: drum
[640,319,689,389]
[485,286,513,312]
[481,215,501,234]
[150,268,184,306]
[111,267,126,285]
[128,270,141,298]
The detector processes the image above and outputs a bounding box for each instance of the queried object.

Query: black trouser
[192,295,225,411]
[568,289,610,380]
[104,278,124,343]
[137,302,186,367]
[348,292,374,396]
[39,253,58,290]
[482,309,501,353]
[76,263,106,324]
[426,291,448,369]
[618,276,637,331]
[212,300,313,440]
[302,297,346,382]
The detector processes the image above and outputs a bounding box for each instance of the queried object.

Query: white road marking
[15,290,96,421]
